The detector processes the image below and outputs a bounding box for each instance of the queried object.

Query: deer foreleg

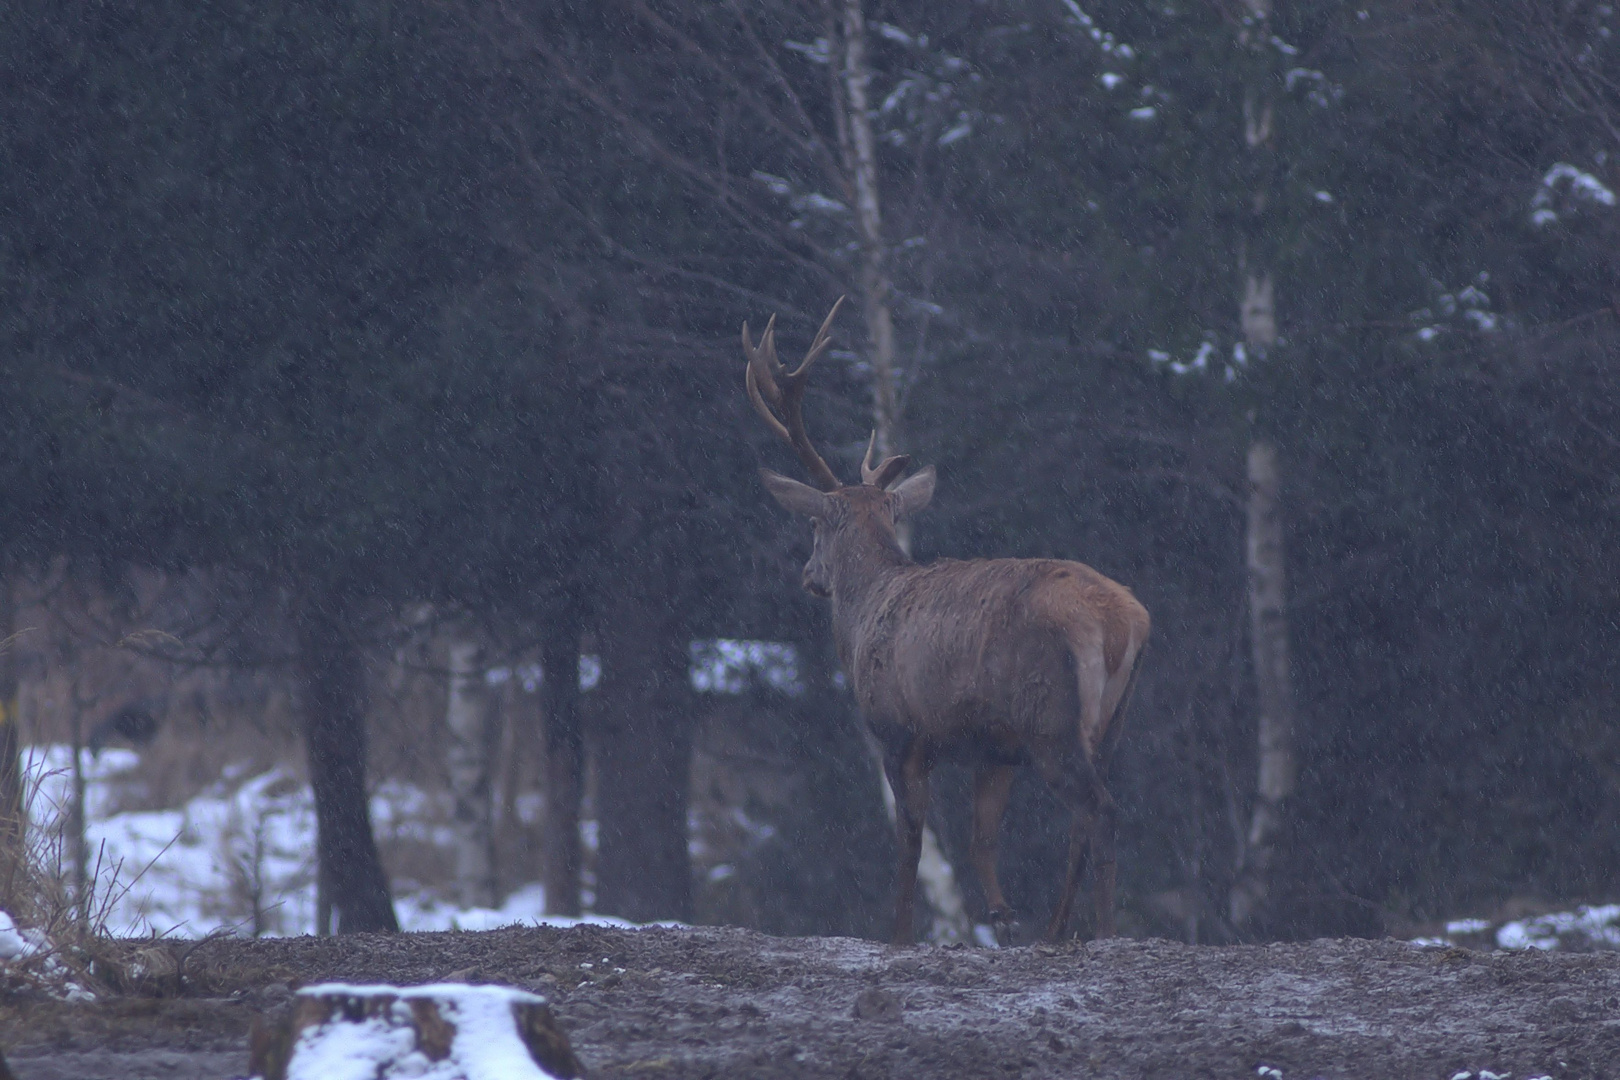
[969,763,1018,946]
[884,739,931,946]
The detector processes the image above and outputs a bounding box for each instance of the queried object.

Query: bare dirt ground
[2,926,1617,1079]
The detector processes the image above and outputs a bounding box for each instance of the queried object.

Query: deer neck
[826,529,912,656]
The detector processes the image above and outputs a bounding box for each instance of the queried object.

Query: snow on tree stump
[249,982,584,1080]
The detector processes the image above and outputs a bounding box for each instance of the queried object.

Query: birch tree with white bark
[445,635,499,910]
[500,0,982,939]
[1225,0,1300,935]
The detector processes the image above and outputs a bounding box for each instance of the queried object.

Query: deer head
[743,299,935,597]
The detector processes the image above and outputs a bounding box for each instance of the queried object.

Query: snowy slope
[22,745,631,938]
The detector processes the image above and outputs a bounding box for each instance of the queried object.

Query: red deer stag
[743,300,1150,945]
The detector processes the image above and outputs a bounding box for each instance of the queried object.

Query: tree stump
[249,982,584,1080]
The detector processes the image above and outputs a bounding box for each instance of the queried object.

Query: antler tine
[741,303,845,492]
[743,315,784,403]
[746,359,792,443]
[860,432,880,484]
[859,430,913,489]
[788,294,846,378]
[744,315,798,442]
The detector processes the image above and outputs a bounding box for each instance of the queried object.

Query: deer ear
[760,469,834,518]
[891,465,936,519]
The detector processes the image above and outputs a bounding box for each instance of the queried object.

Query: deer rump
[844,557,1143,766]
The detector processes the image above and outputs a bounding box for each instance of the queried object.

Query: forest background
[2,0,1619,945]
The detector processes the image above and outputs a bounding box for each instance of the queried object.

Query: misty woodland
[4,0,1620,962]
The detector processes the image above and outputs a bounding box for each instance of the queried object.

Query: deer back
[839,557,1147,751]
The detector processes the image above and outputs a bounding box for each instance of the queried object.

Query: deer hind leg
[1086,644,1145,939]
[1090,782,1119,938]
[883,738,932,946]
[1037,745,1112,941]
[969,762,1018,946]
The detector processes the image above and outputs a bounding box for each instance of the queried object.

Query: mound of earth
[2,925,1617,1079]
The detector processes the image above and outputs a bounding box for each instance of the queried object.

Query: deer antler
[744,297,846,491]
[860,432,912,489]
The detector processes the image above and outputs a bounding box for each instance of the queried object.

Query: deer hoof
[989,908,1020,948]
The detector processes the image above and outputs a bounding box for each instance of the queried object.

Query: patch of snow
[938,120,973,146]
[25,748,318,938]
[0,909,92,1000]
[578,654,601,691]
[288,983,563,1080]
[1129,106,1156,121]
[1418,903,1620,952]
[24,745,140,822]
[1285,68,1324,91]
[691,639,803,696]
[21,747,658,939]
[751,171,794,198]
[394,884,658,934]
[1099,72,1123,90]
[881,78,917,115]
[1496,903,1620,951]
[1059,0,1134,59]
[288,1012,416,1080]
[1543,162,1617,205]
[783,38,831,66]
[1166,341,1214,376]
[876,23,915,48]
[799,193,847,215]
[1060,1,1095,29]
[1531,162,1617,227]
[0,911,40,960]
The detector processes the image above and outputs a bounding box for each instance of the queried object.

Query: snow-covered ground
[21,745,631,939]
[1411,904,1620,952]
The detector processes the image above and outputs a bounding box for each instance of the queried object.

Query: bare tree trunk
[445,636,497,909]
[838,0,900,464]
[494,658,538,897]
[541,610,584,917]
[593,534,694,924]
[593,604,694,924]
[297,599,398,935]
[1230,441,1298,930]
[0,569,22,910]
[833,1,970,942]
